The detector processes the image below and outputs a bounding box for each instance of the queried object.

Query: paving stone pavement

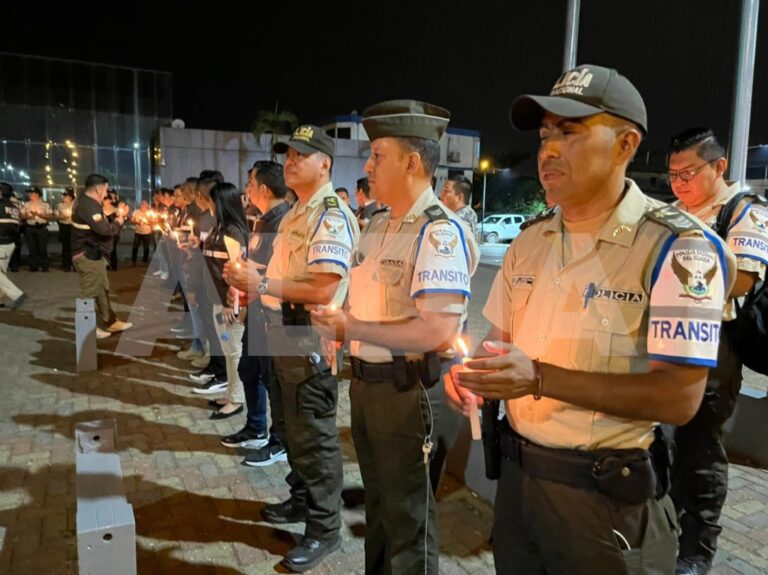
[0,248,766,574]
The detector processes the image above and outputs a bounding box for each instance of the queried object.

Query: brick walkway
[0,250,766,574]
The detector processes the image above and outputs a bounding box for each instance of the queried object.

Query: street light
[479,159,490,243]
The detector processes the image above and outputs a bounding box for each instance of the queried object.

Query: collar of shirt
[261,201,290,226]
[380,186,436,230]
[290,182,336,217]
[541,179,647,247]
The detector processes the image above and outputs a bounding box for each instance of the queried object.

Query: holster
[391,352,442,392]
[280,302,312,327]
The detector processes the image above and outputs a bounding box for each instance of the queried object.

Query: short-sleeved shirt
[131,209,153,235]
[483,180,736,450]
[349,187,480,363]
[56,202,73,225]
[262,182,360,311]
[673,182,768,319]
[23,200,52,225]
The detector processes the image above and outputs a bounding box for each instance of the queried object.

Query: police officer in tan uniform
[666,128,768,575]
[312,100,479,574]
[448,65,737,574]
[226,125,359,573]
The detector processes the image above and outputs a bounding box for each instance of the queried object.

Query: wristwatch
[256,277,270,295]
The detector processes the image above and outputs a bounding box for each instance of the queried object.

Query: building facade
[0,52,172,205]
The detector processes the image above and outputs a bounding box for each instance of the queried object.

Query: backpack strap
[712,191,766,240]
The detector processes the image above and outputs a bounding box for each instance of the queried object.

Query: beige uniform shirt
[349,187,480,362]
[131,209,153,235]
[56,202,73,225]
[484,180,736,450]
[674,182,768,320]
[262,182,360,311]
[23,200,52,225]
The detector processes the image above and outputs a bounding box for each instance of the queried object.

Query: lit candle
[232,262,241,317]
[456,336,481,440]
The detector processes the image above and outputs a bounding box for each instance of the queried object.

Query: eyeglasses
[666,160,716,183]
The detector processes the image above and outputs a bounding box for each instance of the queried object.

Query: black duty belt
[26,223,48,228]
[350,357,399,382]
[499,423,659,504]
[350,356,451,383]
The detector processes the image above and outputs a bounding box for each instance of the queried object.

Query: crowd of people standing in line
[1,64,767,575]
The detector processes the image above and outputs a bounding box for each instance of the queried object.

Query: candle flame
[456,336,469,357]
[186,218,194,227]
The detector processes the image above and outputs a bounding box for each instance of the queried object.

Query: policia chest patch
[307,196,355,270]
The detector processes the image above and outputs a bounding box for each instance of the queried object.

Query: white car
[479,214,528,243]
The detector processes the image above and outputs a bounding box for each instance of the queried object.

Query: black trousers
[351,370,444,575]
[493,447,678,574]
[109,234,119,270]
[25,225,48,269]
[59,223,72,269]
[267,324,342,542]
[131,233,152,263]
[671,320,742,563]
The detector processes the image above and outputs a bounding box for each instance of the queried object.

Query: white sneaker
[152,270,164,277]
[107,320,134,333]
[96,328,111,340]
[159,272,169,280]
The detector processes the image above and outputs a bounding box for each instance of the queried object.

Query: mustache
[539,160,565,172]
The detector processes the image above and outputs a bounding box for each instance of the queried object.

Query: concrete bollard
[75,298,97,372]
[75,419,136,575]
[75,420,117,454]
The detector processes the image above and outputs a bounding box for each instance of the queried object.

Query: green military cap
[362,99,450,142]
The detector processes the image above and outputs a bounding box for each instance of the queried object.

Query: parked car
[479,213,529,243]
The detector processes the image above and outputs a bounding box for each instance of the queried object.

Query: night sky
[4,1,768,159]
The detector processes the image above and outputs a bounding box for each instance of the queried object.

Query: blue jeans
[237,309,269,432]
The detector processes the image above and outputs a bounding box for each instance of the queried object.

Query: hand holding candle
[456,337,482,440]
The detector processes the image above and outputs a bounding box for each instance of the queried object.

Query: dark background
[3,1,767,158]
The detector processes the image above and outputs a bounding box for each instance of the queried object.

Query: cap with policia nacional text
[362,99,450,142]
[273,125,335,157]
[510,64,647,135]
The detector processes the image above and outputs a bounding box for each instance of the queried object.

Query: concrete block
[75,420,116,454]
[76,452,136,575]
[75,298,97,372]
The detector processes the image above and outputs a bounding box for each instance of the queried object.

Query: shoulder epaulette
[520,207,556,231]
[424,205,449,222]
[323,196,340,210]
[371,206,390,217]
[644,205,700,234]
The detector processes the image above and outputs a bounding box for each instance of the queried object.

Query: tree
[251,105,298,160]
